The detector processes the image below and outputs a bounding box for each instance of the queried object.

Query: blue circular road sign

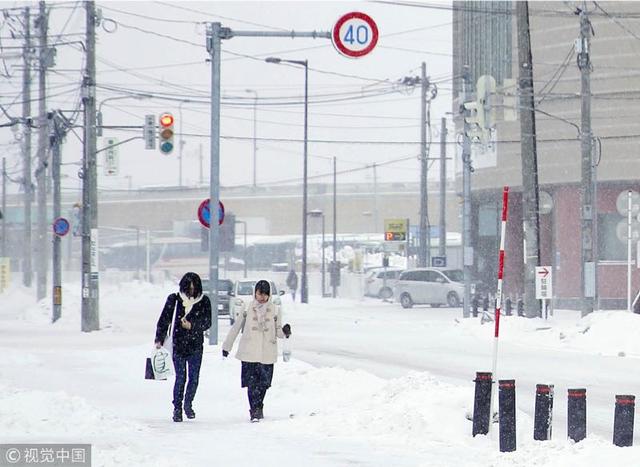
[53,217,70,237]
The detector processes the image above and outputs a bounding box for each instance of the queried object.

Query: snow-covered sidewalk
[1,282,639,466]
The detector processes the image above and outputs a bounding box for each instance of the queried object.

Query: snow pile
[557,311,640,357]
[0,384,188,467]
[454,310,640,357]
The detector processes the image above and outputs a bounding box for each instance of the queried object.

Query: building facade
[454,1,640,309]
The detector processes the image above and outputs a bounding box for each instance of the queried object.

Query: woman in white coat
[222,280,292,422]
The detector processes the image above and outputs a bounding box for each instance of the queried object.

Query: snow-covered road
[2,281,640,466]
[291,297,640,439]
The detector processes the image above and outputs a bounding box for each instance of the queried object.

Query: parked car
[364,267,404,299]
[229,279,285,324]
[394,268,464,308]
[201,278,234,320]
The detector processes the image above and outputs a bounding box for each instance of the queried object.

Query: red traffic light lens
[160,113,174,127]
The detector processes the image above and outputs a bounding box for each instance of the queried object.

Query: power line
[153,0,291,31]
[594,2,640,41]
[100,5,203,25]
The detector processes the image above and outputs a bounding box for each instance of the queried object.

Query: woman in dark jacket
[155,272,212,422]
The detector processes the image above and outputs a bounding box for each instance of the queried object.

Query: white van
[394,268,464,308]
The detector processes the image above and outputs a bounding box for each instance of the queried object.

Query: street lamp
[245,89,258,188]
[308,209,325,298]
[266,56,310,303]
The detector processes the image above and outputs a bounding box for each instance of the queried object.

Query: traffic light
[476,75,496,130]
[463,75,496,145]
[158,112,174,155]
[220,213,236,252]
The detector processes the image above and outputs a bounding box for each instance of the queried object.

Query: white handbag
[151,346,172,380]
[163,295,178,355]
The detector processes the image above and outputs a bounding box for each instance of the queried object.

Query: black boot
[184,406,196,419]
[173,407,183,422]
[250,409,259,423]
[256,407,264,420]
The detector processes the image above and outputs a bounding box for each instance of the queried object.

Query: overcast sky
[1,1,453,194]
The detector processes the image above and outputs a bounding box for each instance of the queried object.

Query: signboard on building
[535,266,552,300]
[0,257,10,292]
[384,218,408,241]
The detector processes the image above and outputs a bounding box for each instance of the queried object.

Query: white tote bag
[160,296,178,375]
[151,346,172,380]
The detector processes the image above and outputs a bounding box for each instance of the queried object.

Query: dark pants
[247,385,269,413]
[241,361,274,414]
[172,351,203,410]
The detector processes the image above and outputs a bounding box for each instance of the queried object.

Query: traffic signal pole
[207,23,222,345]
[206,23,330,344]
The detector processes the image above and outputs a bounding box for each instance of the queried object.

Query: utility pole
[461,68,472,319]
[51,113,66,323]
[22,6,33,288]
[36,0,48,300]
[372,162,378,233]
[81,1,99,331]
[439,117,447,258]
[207,22,222,343]
[578,3,595,316]
[199,143,204,185]
[332,157,337,298]
[419,62,429,268]
[2,157,6,259]
[516,1,542,318]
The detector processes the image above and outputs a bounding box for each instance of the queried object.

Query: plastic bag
[282,336,292,362]
[151,346,173,380]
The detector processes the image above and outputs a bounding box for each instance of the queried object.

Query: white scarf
[253,300,269,331]
[179,292,204,317]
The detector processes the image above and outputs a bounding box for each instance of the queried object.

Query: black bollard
[472,295,479,317]
[567,388,587,442]
[517,298,524,317]
[499,380,517,452]
[613,395,635,447]
[533,384,554,440]
[472,372,493,436]
[505,297,513,316]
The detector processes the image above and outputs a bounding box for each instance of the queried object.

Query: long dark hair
[179,272,203,298]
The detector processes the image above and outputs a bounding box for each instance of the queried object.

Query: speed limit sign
[332,12,379,58]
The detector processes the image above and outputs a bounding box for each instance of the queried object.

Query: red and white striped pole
[489,186,509,430]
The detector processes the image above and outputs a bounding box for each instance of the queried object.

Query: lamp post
[245,89,258,188]
[308,209,325,297]
[266,56,309,303]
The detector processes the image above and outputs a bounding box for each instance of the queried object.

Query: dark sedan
[201,278,234,316]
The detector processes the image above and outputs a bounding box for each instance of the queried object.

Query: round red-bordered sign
[197,199,225,229]
[332,12,379,58]
[52,217,70,237]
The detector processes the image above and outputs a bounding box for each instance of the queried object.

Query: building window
[598,213,626,261]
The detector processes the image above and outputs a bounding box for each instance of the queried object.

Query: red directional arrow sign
[535,266,552,300]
